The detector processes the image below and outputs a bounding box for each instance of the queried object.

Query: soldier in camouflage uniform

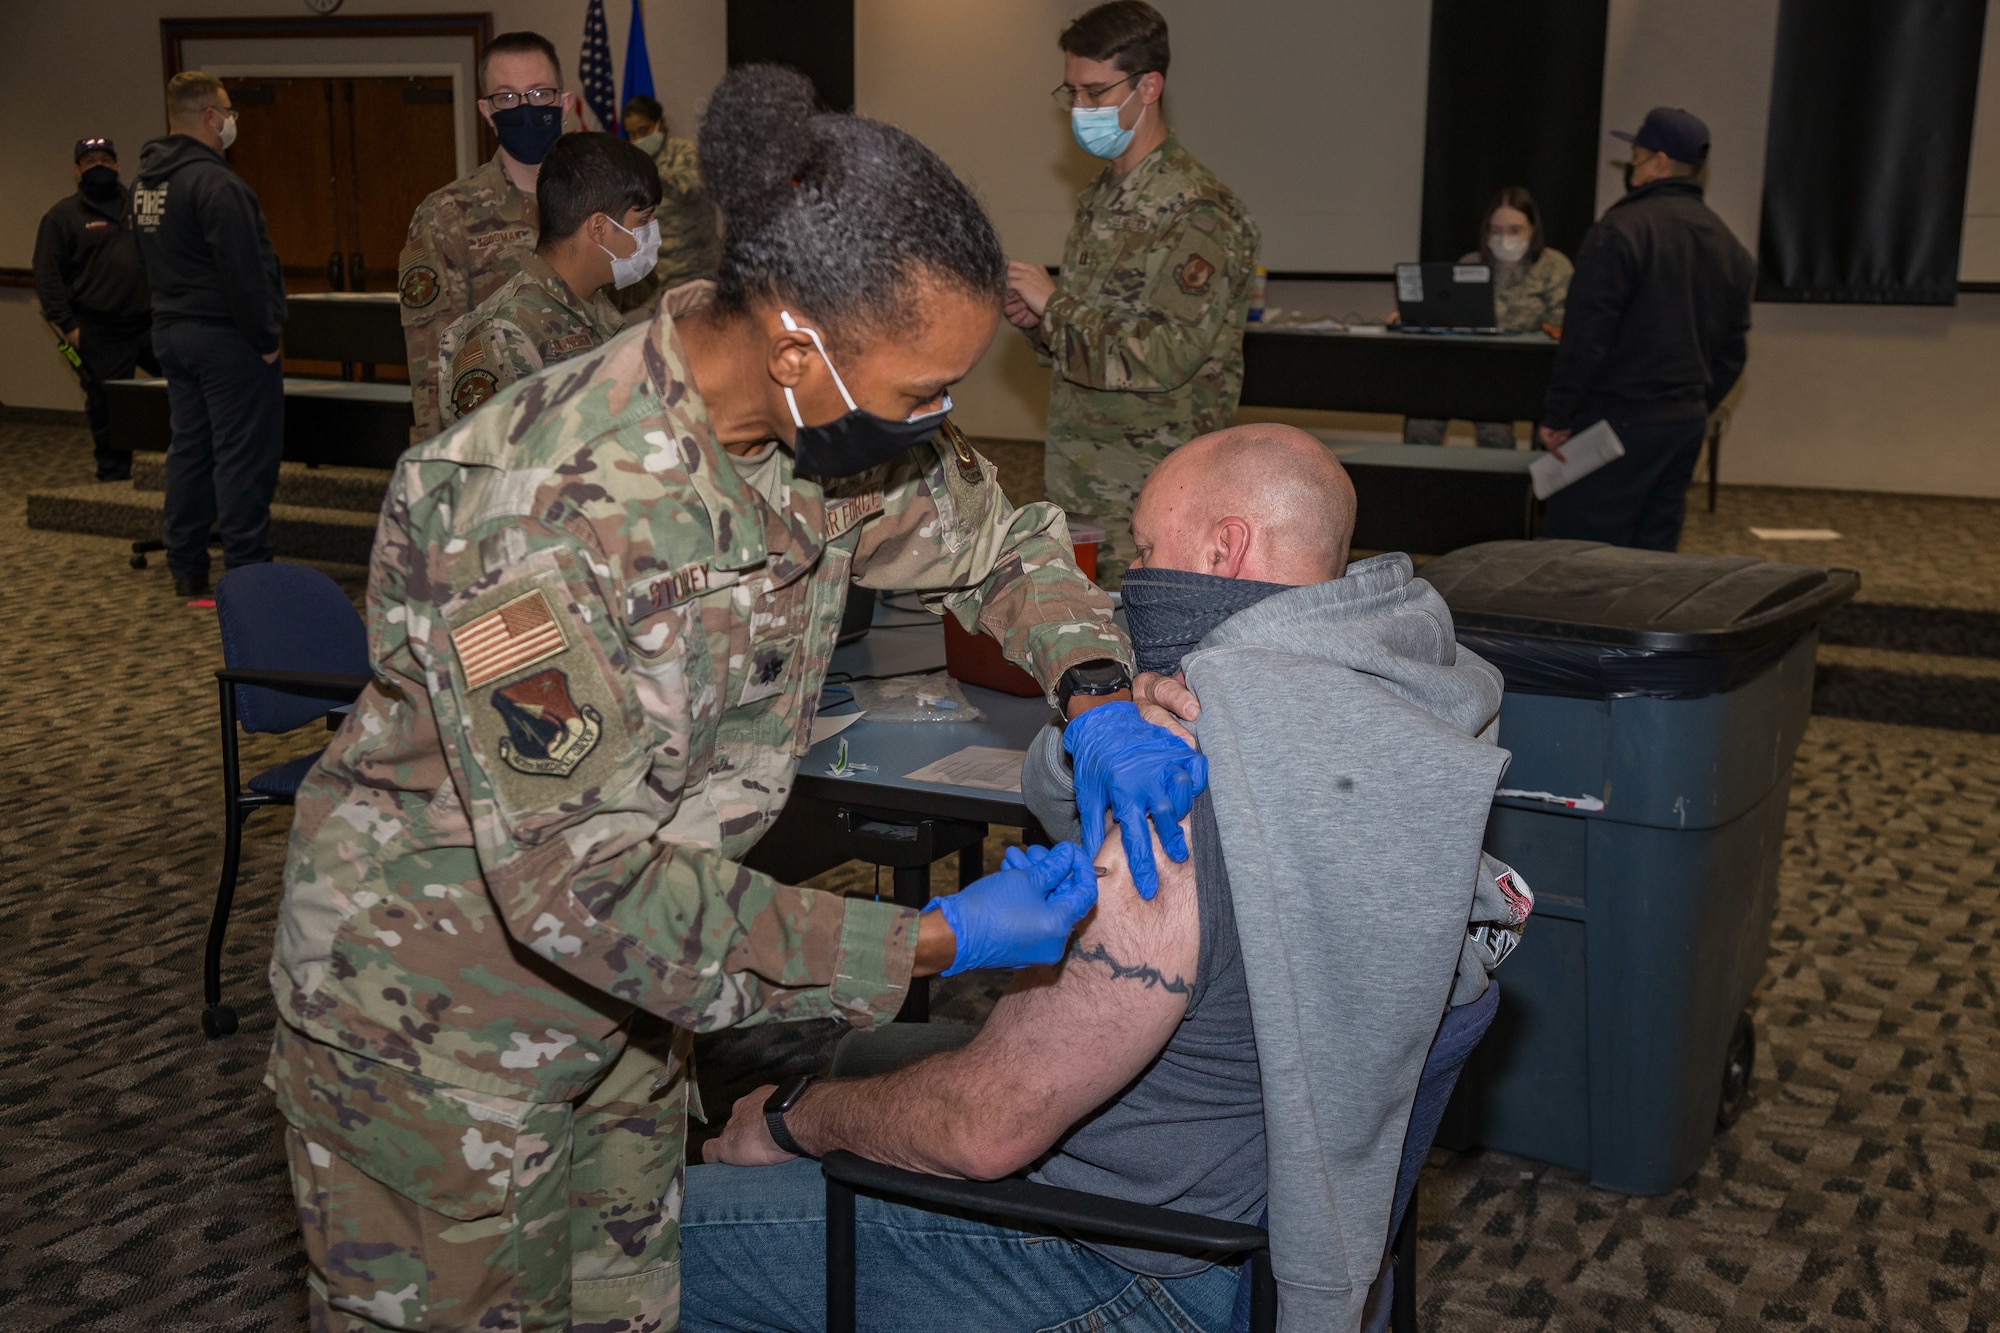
[1404,186,1573,449]
[270,65,1204,1333]
[433,134,662,425]
[400,33,581,441]
[1007,2,1259,586]
[616,96,724,317]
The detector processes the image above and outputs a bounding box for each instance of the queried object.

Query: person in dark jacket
[1537,107,1754,551]
[34,137,157,481]
[132,71,287,596]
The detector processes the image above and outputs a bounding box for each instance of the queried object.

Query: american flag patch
[453,589,568,689]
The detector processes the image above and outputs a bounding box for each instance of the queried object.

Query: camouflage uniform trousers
[1043,431,1186,587]
[284,1018,687,1333]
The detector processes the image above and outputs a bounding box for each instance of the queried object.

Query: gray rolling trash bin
[1422,540,1858,1195]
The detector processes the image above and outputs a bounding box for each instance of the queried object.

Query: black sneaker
[173,574,210,597]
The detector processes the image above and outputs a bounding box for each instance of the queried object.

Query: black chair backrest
[215,564,369,734]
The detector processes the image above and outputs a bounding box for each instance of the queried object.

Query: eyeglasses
[481,87,563,111]
[1050,74,1139,111]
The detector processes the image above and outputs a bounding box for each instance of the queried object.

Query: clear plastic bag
[846,672,984,722]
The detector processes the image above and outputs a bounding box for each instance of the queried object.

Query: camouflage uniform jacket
[652,136,721,292]
[1463,247,1573,334]
[1030,134,1260,454]
[399,154,539,440]
[434,252,626,425]
[267,280,1129,1219]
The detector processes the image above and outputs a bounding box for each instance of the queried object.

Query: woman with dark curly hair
[265,64,1201,1331]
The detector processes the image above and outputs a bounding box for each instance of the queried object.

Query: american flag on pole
[579,0,619,133]
[453,590,568,688]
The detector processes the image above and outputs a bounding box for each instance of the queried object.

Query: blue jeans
[1542,416,1708,551]
[152,319,284,578]
[681,1158,1243,1333]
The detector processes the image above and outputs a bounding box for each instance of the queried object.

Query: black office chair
[820,982,1502,1333]
[202,563,370,1039]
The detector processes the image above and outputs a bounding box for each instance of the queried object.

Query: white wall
[0,0,725,413]
[1958,7,2000,281]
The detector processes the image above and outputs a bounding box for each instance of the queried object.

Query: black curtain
[1757,0,1988,305]
[1420,0,1608,264]
[726,0,855,112]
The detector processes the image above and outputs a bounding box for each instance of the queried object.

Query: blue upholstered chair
[202,563,370,1039]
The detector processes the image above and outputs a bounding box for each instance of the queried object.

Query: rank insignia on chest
[453,588,568,689]
[1176,254,1217,295]
[822,491,884,540]
[491,668,603,776]
[401,264,440,308]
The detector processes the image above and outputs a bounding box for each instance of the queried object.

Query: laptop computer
[1394,261,1498,333]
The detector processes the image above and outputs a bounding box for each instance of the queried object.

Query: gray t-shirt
[1028,791,1267,1278]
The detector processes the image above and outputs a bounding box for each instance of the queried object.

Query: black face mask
[1622,161,1638,192]
[780,311,951,478]
[490,103,563,165]
[79,165,120,201]
[1120,566,1294,676]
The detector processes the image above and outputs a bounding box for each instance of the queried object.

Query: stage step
[129,454,390,514]
[25,481,378,566]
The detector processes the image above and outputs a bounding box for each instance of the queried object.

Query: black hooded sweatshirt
[132,135,285,355]
[33,182,151,333]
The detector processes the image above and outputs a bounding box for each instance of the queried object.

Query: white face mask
[1489,231,1529,264]
[600,216,660,289]
[217,111,238,151]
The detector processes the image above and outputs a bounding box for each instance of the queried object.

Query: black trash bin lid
[1422,540,1860,654]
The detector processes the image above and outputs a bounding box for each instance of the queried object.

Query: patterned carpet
[4,417,2000,1330]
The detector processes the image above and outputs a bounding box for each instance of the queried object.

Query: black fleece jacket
[132,135,285,354]
[33,185,151,332]
[1542,177,1755,430]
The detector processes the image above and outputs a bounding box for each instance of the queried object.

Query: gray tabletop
[798,615,1057,826]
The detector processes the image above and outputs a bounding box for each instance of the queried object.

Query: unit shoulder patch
[452,367,501,420]
[401,264,441,309]
[1175,253,1216,296]
[491,667,602,777]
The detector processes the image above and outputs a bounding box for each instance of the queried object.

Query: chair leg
[1249,1247,1278,1333]
[826,1174,857,1333]
[201,803,250,1039]
[1391,1175,1419,1333]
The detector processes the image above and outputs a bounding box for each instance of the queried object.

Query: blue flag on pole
[579,0,618,133]
[622,0,657,135]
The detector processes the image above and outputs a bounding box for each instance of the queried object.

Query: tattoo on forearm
[1068,940,1191,994]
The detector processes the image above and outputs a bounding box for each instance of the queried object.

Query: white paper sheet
[1528,420,1626,500]
[809,711,864,748]
[903,746,1027,793]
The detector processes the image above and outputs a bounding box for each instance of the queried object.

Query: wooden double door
[227,75,463,376]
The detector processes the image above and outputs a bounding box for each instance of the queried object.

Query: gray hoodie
[1024,553,1518,1332]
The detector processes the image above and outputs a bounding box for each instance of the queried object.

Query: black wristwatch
[1056,659,1132,715]
[764,1075,818,1158]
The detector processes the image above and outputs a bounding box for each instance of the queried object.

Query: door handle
[328,251,345,290]
[350,252,365,291]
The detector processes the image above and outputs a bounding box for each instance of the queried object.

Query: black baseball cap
[1612,107,1709,165]
[75,137,116,163]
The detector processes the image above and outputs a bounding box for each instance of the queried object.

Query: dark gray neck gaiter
[1120,566,1292,676]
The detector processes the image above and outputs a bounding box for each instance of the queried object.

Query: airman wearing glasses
[397,31,585,439]
[1004,1,1259,586]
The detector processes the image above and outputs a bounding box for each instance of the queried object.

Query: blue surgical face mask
[1070,86,1141,160]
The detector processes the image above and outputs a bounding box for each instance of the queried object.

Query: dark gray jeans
[153,320,283,579]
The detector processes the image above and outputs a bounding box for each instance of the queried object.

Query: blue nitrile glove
[1062,701,1207,901]
[926,841,1098,976]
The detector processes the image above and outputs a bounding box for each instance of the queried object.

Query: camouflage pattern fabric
[1479,247,1573,334]
[614,137,722,318]
[268,279,1130,1328]
[433,253,627,426]
[1030,133,1259,584]
[399,155,540,442]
